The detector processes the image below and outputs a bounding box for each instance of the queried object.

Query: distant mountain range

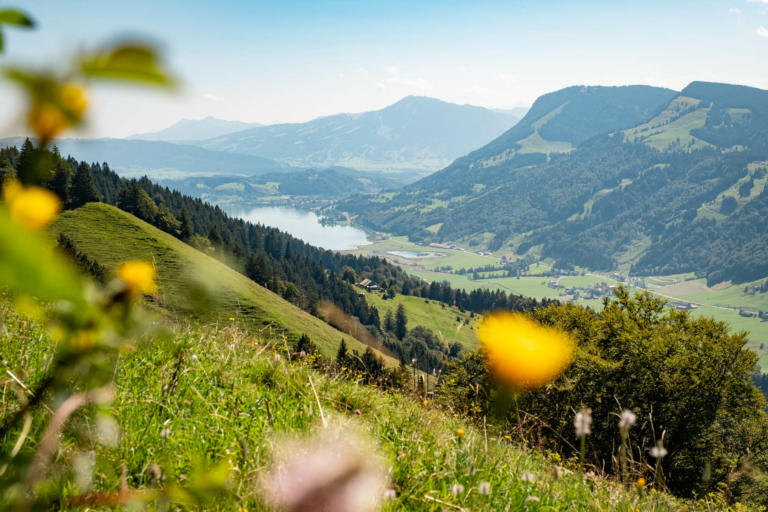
[338,82,768,286]
[491,107,530,118]
[0,137,286,178]
[128,116,264,142]
[189,96,521,174]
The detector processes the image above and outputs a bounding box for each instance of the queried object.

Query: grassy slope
[50,203,395,364]
[1,302,691,511]
[365,292,481,350]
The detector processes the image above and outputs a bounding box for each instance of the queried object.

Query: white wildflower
[574,408,592,437]
[451,483,464,495]
[478,481,491,495]
[650,443,668,459]
[522,471,535,483]
[383,489,397,500]
[618,410,637,437]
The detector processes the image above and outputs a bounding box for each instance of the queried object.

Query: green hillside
[50,203,395,364]
[1,298,694,511]
[364,292,482,350]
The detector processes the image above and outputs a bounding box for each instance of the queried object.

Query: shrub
[439,288,767,502]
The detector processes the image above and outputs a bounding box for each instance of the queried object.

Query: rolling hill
[191,96,520,175]
[339,82,768,286]
[50,202,395,363]
[0,137,287,179]
[128,116,264,142]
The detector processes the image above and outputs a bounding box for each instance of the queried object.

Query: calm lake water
[387,250,447,259]
[224,205,372,251]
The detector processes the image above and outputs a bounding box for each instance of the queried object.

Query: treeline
[1,139,553,340]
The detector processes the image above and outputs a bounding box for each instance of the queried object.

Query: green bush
[439,288,767,502]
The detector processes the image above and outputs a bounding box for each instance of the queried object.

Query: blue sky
[1,0,767,138]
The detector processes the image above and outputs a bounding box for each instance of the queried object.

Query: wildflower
[161,428,171,438]
[478,482,491,495]
[650,443,668,459]
[300,350,307,358]
[261,431,386,512]
[457,428,465,439]
[477,311,573,388]
[574,408,592,437]
[275,353,281,362]
[451,483,464,495]
[383,489,397,500]
[229,317,235,321]
[411,358,416,364]
[117,261,157,295]
[354,409,361,415]
[618,410,637,437]
[229,344,235,350]
[636,477,646,488]
[522,471,535,483]
[2,180,62,230]
[191,354,198,361]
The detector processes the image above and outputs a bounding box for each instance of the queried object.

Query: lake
[224,205,372,251]
[387,250,447,259]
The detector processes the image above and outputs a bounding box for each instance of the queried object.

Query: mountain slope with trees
[338,82,768,285]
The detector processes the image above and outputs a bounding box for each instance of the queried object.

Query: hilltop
[128,116,264,142]
[50,202,394,363]
[191,96,519,176]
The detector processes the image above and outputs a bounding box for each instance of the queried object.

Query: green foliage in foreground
[1,298,739,511]
[440,288,768,505]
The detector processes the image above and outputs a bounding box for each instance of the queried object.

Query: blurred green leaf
[0,208,84,309]
[80,43,176,88]
[0,9,35,27]
[0,29,4,52]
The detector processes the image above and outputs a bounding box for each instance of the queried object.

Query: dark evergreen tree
[17,137,37,184]
[178,206,195,240]
[335,338,349,365]
[245,253,269,285]
[70,161,100,208]
[47,157,72,205]
[384,308,396,333]
[395,303,408,341]
[117,179,158,223]
[208,225,223,249]
[0,158,16,185]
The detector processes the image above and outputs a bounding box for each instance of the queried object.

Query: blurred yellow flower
[117,261,157,295]
[27,83,88,142]
[636,477,646,488]
[2,180,62,230]
[477,312,573,389]
[457,428,465,439]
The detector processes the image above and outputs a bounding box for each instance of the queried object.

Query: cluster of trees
[2,140,552,352]
[438,289,768,505]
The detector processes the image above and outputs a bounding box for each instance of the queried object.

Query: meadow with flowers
[2,4,768,511]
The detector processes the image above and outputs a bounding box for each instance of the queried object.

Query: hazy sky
[1,0,767,138]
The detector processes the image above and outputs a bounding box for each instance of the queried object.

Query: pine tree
[395,303,408,341]
[384,308,396,332]
[178,207,195,240]
[17,137,36,184]
[245,253,269,285]
[70,161,100,208]
[47,157,72,205]
[335,339,349,365]
[117,179,157,223]
[0,159,16,186]
[208,225,223,249]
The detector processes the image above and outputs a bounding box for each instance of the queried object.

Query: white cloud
[385,66,400,75]
[355,67,368,76]
[747,0,768,3]
[375,82,387,90]
[758,26,768,36]
[467,84,489,95]
[203,93,222,101]
[730,7,741,14]
[387,76,434,90]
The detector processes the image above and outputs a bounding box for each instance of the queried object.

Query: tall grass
[2,298,743,510]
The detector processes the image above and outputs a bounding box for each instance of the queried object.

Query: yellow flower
[229,317,235,321]
[60,83,88,117]
[636,477,646,488]
[457,428,465,439]
[477,312,573,389]
[27,83,88,142]
[2,180,62,230]
[28,104,68,141]
[117,261,157,295]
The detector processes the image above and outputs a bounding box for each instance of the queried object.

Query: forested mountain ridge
[191,96,519,174]
[338,81,768,285]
